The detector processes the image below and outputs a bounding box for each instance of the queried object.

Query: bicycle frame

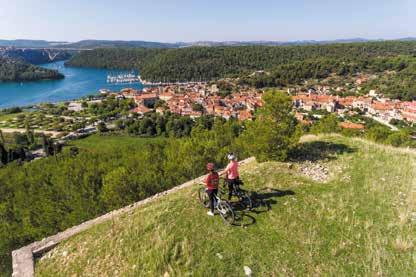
[198,183,235,224]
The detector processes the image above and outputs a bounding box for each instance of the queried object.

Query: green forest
[0,57,64,82]
[66,48,164,70]
[67,41,416,100]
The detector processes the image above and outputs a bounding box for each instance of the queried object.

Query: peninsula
[0,57,64,82]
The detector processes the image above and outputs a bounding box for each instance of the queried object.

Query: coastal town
[292,88,416,128]
[102,78,416,131]
[107,82,264,121]
[1,74,416,165]
[2,76,416,146]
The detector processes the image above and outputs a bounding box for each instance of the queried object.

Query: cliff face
[0,48,72,64]
[0,56,64,82]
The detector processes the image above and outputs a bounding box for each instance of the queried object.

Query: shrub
[238,90,300,162]
[310,114,341,134]
[366,126,392,143]
[385,130,413,147]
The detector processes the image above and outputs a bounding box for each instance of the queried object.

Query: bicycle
[222,178,253,210]
[198,184,235,225]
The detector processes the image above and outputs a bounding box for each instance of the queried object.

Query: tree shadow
[230,187,295,227]
[288,141,356,162]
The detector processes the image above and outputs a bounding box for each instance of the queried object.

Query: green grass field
[0,111,90,132]
[0,112,27,122]
[36,135,416,276]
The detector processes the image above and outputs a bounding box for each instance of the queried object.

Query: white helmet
[227,153,236,160]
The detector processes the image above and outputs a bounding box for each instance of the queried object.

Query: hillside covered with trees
[66,41,416,100]
[0,57,64,82]
[66,48,165,70]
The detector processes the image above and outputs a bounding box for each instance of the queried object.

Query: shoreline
[0,60,144,109]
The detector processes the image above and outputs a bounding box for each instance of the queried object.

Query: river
[0,61,144,108]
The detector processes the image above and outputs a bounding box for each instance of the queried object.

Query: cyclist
[224,153,240,201]
[205,162,219,216]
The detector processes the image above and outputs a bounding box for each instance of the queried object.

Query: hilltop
[36,135,415,276]
[0,48,72,64]
[0,56,64,82]
[0,47,70,82]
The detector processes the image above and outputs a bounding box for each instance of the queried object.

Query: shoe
[207,211,214,216]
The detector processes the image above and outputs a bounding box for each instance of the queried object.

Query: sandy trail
[0,128,61,138]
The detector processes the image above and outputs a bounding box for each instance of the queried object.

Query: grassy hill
[36,135,415,276]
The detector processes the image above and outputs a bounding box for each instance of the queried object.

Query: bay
[0,61,143,108]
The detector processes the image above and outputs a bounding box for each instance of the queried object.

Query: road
[365,114,399,131]
[0,128,61,138]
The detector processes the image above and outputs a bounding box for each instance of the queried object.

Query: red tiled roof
[131,104,151,114]
[238,110,253,121]
[371,102,394,111]
[339,122,365,130]
[135,93,157,101]
[401,109,416,121]
[121,88,138,94]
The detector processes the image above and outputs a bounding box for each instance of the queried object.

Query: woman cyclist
[224,153,240,201]
[205,162,219,216]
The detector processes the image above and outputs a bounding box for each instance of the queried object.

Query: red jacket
[205,172,219,190]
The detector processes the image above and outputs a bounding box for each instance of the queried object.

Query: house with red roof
[159,92,175,101]
[400,102,416,122]
[134,93,158,107]
[238,110,253,121]
[368,101,402,122]
[131,104,152,115]
[339,122,365,130]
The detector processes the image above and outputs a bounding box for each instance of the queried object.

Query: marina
[107,72,142,84]
[0,61,144,108]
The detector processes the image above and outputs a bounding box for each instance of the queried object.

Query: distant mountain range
[0,39,67,48]
[0,48,73,64]
[185,38,379,47]
[0,38,415,49]
[0,39,180,49]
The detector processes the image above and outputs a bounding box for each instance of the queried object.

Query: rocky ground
[298,161,330,182]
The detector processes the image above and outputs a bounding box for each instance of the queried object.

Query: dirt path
[0,128,61,138]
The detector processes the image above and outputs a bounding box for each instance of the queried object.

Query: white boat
[106,72,141,84]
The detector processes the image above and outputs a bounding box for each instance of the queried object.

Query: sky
[0,0,414,42]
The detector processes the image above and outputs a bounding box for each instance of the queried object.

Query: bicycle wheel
[198,187,210,208]
[217,201,235,225]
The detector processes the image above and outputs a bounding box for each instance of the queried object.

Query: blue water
[0,61,144,108]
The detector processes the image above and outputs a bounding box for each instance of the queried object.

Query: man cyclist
[224,153,240,201]
[205,162,219,216]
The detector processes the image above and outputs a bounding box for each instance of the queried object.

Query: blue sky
[0,0,413,42]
